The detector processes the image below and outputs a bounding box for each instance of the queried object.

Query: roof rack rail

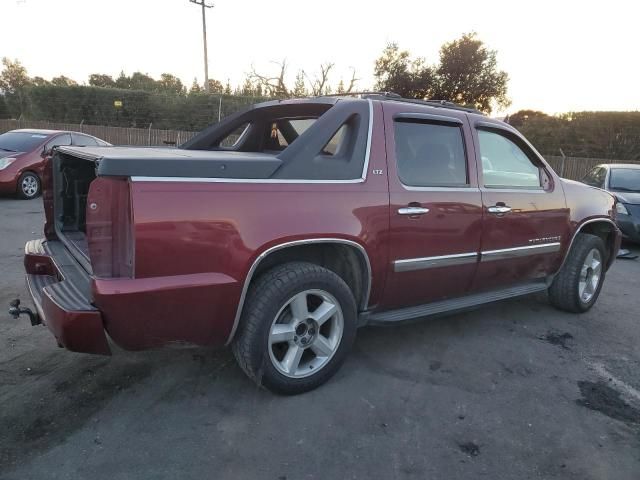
[314,91,402,99]
[316,91,483,115]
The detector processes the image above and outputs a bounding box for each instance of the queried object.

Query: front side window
[478,130,542,188]
[609,168,640,192]
[394,121,468,187]
[582,167,605,187]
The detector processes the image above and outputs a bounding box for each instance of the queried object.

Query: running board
[364,282,548,325]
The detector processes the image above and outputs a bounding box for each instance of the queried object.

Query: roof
[10,129,62,135]
[599,163,640,169]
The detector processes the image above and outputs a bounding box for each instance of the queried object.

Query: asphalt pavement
[1,196,639,480]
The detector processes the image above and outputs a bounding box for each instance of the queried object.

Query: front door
[381,103,483,309]
[471,123,570,291]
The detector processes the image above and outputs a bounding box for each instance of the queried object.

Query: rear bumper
[24,239,240,354]
[24,239,111,355]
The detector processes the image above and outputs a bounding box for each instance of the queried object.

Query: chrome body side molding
[225,238,372,345]
[393,252,478,272]
[393,242,562,273]
[480,242,561,261]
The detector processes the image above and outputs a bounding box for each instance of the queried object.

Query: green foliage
[89,74,116,88]
[1,83,267,130]
[374,34,510,113]
[51,76,78,87]
[374,43,436,98]
[511,111,640,160]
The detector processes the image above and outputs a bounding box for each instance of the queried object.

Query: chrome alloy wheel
[21,174,39,197]
[268,289,344,378]
[579,248,602,303]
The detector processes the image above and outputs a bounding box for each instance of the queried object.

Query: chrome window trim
[394,252,478,272]
[481,242,561,261]
[394,112,463,125]
[131,99,374,185]
[225,238,372,345]
[400,185,480,193]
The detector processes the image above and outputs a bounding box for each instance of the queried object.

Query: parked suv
[10,94,621,394]
[0,129,110,199]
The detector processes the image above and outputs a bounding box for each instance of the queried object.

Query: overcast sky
[2,0,639,114]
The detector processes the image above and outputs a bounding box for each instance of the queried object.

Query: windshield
[0,131,49,153]
[609,168,640,192]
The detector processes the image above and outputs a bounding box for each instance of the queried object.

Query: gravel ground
[1,196,639,480]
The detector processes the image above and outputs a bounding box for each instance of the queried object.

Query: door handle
[487,204,512,214]
[398,206,430,215]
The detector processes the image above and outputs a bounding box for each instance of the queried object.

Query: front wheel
[232,262,357,395]
[17,172,41,199]
[549,233,607,313]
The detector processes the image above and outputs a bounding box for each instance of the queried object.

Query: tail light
[86,177,134,278]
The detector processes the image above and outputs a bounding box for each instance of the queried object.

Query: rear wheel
[549,233,607,313]
[232,262,357,395]
[17,172,41,199]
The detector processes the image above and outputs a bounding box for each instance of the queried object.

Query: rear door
[381,103,483,309]
[471,122,570,291]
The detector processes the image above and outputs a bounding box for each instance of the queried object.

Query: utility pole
[189,0,214,93]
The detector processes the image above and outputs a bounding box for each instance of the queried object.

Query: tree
[190,78,202,94]
[128,72,157,91]
[249,60,291,97]
[31,76,50,87]
[374,34,510,113]
[206,79,224,94]
[0,58,31,94]
[157,73,185,95]
[506,110,549,128]
[304,62,334,96]
[434,33,510,113]
[88,73,116,88]
[292,71,307,97]
[0,58,32,116]
[51,75,78,87]
[115,71,131,89]
[374,43,436,98]
[224,79,232,95]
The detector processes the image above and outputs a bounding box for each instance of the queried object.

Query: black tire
[232,262,357,395]
[548,233,607,313]
[17,171,41,200]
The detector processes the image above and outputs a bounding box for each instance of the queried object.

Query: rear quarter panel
[102,100,390,349]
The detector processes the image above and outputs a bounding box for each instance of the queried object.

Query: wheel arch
[557,218,619,275]
[226,238,372,345]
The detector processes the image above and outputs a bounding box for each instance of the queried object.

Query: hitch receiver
[8,299,41,326]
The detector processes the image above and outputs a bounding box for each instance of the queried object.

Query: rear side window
[478,130,541,188]
[46,133,71,150]
[394,121,468,187]
[71,133,99,146]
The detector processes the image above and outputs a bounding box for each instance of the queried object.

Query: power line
[189,0,214,93]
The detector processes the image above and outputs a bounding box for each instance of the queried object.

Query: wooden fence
[2,118,638,181]
[0,119,198,147]
[544,155,640,181]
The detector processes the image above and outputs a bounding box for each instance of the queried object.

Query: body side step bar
[362,281,548,325]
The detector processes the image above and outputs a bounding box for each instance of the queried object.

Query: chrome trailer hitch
[8,299,41,326]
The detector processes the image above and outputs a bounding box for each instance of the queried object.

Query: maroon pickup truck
[10,94,621,394]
